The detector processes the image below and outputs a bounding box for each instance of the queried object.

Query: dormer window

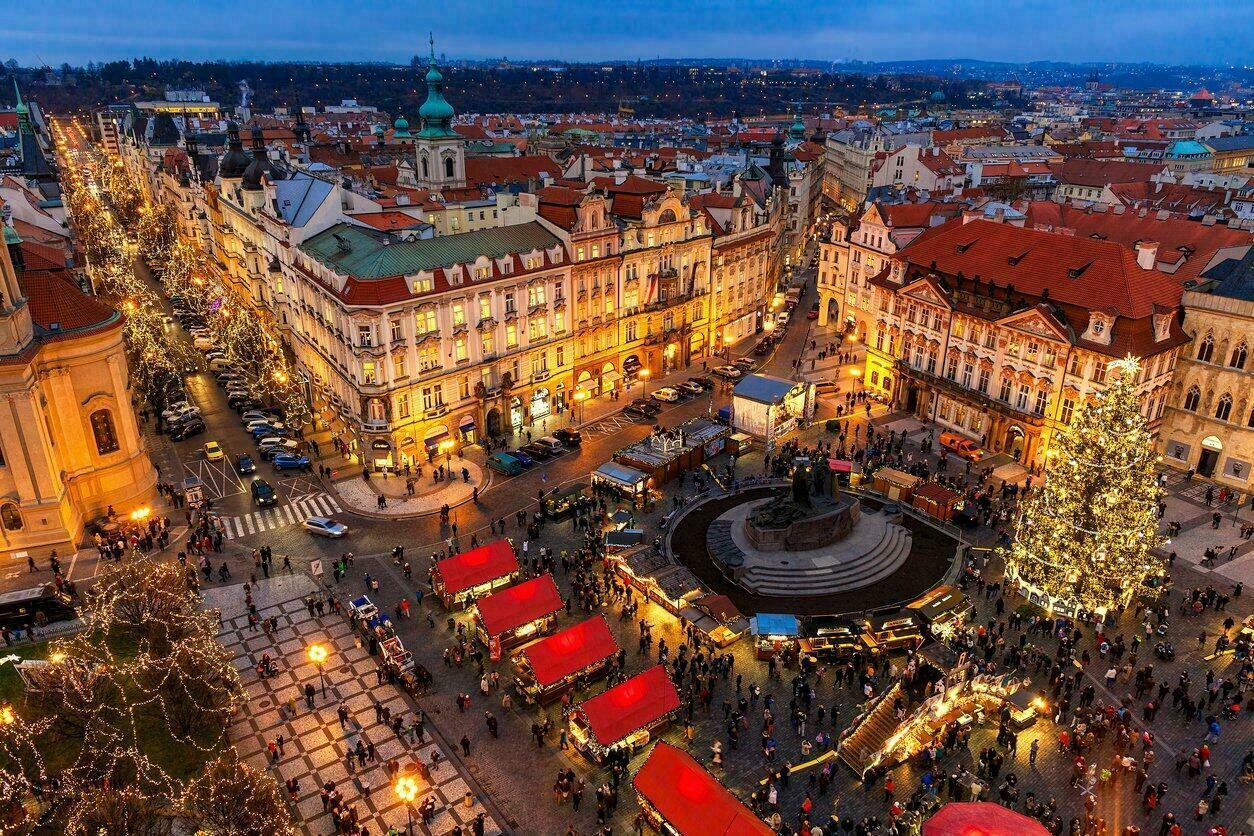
[1085,312,1113,345]
[1092,320,1105,336]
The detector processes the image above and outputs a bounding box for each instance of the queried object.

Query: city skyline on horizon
[5,0,1252,69]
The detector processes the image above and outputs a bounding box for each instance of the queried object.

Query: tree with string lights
[182,752,297,836]
[1000,356,1165,618]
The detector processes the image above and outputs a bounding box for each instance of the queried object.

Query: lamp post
[639,368,651,400]
[573,389,587,425]
[307,643,329,697]
[395,775,420,835]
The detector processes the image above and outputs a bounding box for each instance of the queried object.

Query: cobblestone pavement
[205,575,503,835]
[331,458,484,518]
[321,459,1251,835]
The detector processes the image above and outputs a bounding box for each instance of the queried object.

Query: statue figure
[791,465,812,508]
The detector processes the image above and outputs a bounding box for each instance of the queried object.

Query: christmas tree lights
[1000,356,1165,618]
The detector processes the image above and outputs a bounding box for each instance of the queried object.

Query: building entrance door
[1197,448,1219,478]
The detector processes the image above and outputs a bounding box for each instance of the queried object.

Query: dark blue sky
[7,0,1251,66]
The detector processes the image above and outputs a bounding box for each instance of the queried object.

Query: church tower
[0,221,35,357]
[412,36,465,191]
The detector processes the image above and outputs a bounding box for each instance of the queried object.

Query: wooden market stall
[612,546,704,615]
[799,616,864,661]
[872,467,920,502]
[923,803,1049,836]
[912,482,960,523]
[431,539,520,609]
[680,594,750,648]
[473,574,564,658]
[613,419,730,487]
[751,613,802,662]
[633,742,772,836]
[591,462,650,502]
[907,585,973,641]
[861,609,925,653]
[512,615,621,704]
[569,665,680,763]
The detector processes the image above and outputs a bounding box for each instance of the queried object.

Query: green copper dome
[417,35,457,138]
[394,115,409,130]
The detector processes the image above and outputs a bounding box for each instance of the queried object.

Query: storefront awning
[434,539,518,596]
[633,742,772,836]
[474,574,563,638]
[923,803,1049,836]
[424,430,448,449]
[577,665,679,748]
[520,615,620,688]
[458,414,477,432]
[601,371,622,385]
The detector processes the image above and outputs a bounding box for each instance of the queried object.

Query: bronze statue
[791,465,812,508]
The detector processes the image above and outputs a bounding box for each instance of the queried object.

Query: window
[357,324,374,347]
[977,368,990,395]
[1060,397,1075,425]
[361,361,377,385]
[1015,384,1030,411]
[505,323,518,348]
[504,294,516,314]
[481,333,494,356]
[419,344,440,372]
[413,276,434,294]
[625,321,638,342]
[528,316,547,341]
[1183,385,1201,412]
[91,410,119,455]
[397,394,411,419]
[1230,342,1247,369]
[554,311,566,333]
[1,504,21,531]
[479,296,492,321]
[1091,362,1107,385]
[945,356,958,381]
[393,354,406,378]
[444,157,454,178]
[390,319,402,343]
[556,345,565,367]
[1033,389,1047,416]
[452,302,465,327]
[1216,392,1233,421]
[422,385,444,411]
[528,285,547,308]
[1196,333,1214,362]
[454,335,468,362]
[1068,353,1081,376]
[474,266,491,280]
[961,363,974,388]
[999,377,1013,402]
[415,309,436,335]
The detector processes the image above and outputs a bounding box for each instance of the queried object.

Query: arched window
[1196,333,1214,362]
[1230,341,1247,369]
[1,504,22,531]
[90,409,119,455]
[1215,392,1233,422]
[1183,385,1201,412]
[420,156,429,178]
[444,156,454,179]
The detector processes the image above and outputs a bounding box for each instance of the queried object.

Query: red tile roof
[1051,159,1164,188]
[23,270,120,336]
[464,155,556,187]
[349,211,427,231]
[19,241,67,271]
[589,174,668,196]
[933,127,1006,144]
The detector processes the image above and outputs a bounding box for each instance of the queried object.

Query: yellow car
[203,441,225,461]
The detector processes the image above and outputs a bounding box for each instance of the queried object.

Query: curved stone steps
[741,524,912,596]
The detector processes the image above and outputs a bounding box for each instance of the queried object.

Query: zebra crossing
[217,493,344,540]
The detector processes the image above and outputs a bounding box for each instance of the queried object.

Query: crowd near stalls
[568,665,680,763]
[430,539,520,608]
[611,419,731,488]
[512,615,622,704]
[472,573,564,658]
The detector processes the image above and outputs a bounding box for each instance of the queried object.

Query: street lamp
[0,705,16,726]
[639,368,651,400]
[573,389,587,425]
[395,775,420,834]
[307,643,330,697]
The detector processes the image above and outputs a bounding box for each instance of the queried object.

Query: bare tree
[182,752,296,836]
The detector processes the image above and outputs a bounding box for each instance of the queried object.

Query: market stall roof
[475,574,563,637]
[694,594,742,623]
[578,665,680,747]
[908,585,969,623]
[914,482,960,505]
[923,802,1050,836]
[434,539,518,596]
[733,374,800,405]
[592,462,648,489]
[633,742,773,836]
[520,615,620,687]
[874,467,921,488]
[750,613,800,637]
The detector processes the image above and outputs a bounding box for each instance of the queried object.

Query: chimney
[1135,241,1159,270]
[962,209,981,224]
[994,207,1005,223]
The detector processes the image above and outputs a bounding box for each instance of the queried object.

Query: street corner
[329,460,485,518]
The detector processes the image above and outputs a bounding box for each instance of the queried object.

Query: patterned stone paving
[211,576,502,835]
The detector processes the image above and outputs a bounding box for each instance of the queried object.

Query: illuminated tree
[182,752,297,836]
[65,786,173,836]
[1001,357,1164,617]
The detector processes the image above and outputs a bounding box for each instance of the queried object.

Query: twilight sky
[6,0,1252,66]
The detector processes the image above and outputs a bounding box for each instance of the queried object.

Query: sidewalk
[330,459,483,518]
[205,574,503,836]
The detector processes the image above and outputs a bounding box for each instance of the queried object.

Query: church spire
[417,35,457,138]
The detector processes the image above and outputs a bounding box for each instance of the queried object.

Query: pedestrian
[460,734,472,756]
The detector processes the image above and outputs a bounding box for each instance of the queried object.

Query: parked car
[240,411,269,426]
[229,395,260,412]
[161,400,195,420]
[623,405,652,421]
[521,442,552,460]
[272,453,311,472]
[203,441,225,461]
[651,387,681,403]
[251,479,277,506]
[303,516,348,538]
[807,302,820,320]
[534,436,565,456]
[553,428,582,447]
[508,449,535,467]
[486,453,524,475]
[713,365,743,380]
[168,418,206,441]
[940,431,984,462]
[733,357,756,371]
[688,376,714,391]
[776,311,791,326]
[257,438,300,458]
[236,453,256,474]
[753,340,774,356]
[630,398,661,416]
[249,423,286,439]
[193,336,216,351]
[678,381,704,396]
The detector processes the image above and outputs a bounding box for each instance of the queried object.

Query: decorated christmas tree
[1002,357,1164,617]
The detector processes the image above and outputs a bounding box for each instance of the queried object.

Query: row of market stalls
[593,418,741,503]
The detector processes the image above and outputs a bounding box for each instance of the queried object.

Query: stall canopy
[732,374,798,405]
[579,665,680,747]
[435,540,518,596]
[592,462,648,490]
[750,613,800,637]
[521,616,620,687]
[633,742,772,836]
[475,574,563,638]
[923,802,1049,836]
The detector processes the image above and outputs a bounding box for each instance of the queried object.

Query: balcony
[360,418,391,434]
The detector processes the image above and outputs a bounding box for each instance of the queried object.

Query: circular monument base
[743,495,861,551]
